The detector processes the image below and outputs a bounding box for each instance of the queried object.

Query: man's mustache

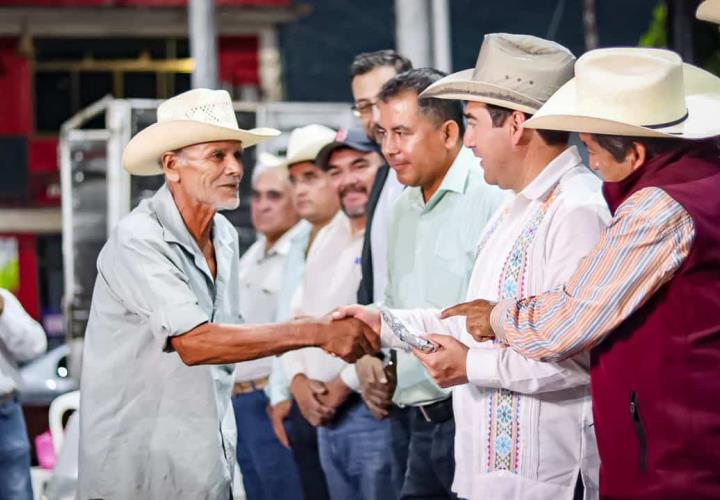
[340,185,368,198]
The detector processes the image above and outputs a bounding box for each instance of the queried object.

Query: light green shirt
[384,147,504,406]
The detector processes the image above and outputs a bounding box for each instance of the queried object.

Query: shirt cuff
[465,348,501,389]
[490,300,514,344]
[152,303,209,352]
[339,364,361,392]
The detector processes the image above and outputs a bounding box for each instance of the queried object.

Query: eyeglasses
[351,100,376,117]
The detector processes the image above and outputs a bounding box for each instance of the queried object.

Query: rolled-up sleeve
[98,224,209,348]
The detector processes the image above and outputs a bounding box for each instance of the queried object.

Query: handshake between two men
[276,299,496,433]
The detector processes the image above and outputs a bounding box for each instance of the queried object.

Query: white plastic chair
[48,390,79,455]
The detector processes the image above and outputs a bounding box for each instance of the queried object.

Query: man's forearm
[171,320,323,365]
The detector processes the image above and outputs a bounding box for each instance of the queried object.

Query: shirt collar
[265,220,309,258]
[151,183,235,281]
[409,147,474,211]
[520,146,583,201]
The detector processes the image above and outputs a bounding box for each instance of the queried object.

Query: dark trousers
[232,390,303,500]
[285,401,330,500]
[391,406,457,500]
[0,394,33,500]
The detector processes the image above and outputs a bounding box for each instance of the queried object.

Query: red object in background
[1,234,40,320]
[0,0,289,6]
[29,138,59,174]
[28,138,61,206]
[0,38,31,135]
[219,36,260,86]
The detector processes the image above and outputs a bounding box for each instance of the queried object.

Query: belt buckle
[418,404,432,423]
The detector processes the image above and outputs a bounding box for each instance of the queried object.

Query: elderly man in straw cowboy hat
[336,33,610,499]
[77,88,379,500]
[430,48,720,498]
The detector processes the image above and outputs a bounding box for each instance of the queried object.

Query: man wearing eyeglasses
[350,50,411,307]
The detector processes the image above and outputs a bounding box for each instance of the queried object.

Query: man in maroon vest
[437,48,720,498]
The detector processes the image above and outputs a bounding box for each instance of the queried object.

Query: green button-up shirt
[79,184,242,500]
[385,147,504,406]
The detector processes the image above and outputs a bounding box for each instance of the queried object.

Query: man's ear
[162,151,181,183]
[442,120,460,149]
[509,110,530,146]
[627,142,647,172]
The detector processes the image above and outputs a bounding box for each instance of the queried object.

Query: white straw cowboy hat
[523,48,720,139]
[697,0,720,23]
[420,33,576,114]
[122,88,280,175]
[282,124,337,167]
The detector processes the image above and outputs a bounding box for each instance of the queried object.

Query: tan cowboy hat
[281,124,337,167]
[523,48,720,139]
[697,0,720,23]
[122,88,280,175]
[419,33,576,114]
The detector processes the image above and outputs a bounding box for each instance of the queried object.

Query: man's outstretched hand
[440,299,496,343]
[332,305,381,334]
[317,316,380,362]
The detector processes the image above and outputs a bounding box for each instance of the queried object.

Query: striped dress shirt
[491,187,694,361]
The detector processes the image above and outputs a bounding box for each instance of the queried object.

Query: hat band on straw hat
[428,86,542,111]
[644,110,689,130]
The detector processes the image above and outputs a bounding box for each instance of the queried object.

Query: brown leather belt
[233,376,270,395]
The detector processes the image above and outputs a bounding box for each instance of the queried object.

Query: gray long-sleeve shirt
[78,184,242,500]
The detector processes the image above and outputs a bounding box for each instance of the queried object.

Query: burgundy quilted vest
[592,142,720,499]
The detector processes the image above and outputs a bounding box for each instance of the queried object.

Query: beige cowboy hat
[281,124,337,167]
[122,88,280,175]
[697,0,720,23]
[523,48,720,139]
[420,33,576,114]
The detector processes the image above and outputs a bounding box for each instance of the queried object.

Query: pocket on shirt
[428,236,472,305]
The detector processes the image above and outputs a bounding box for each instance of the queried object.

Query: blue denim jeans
[231,390,303,500]
[317,397,397,500]
[0,394,33,500]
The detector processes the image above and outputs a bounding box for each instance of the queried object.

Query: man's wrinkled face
[288,161,340,224]
[376,90,449,189]
[251,168,299,240]
[351,65,398,141]
[325,148,383,218]
[463,101,515,189]
[165,140,244,210]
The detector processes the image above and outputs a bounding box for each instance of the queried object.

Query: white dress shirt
[0,288,47,395]
[370,168,404,301]
[282,211,364,383]
[234,223,304,383]
[382,147,610,500]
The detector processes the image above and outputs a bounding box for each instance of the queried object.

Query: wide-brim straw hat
[697,0,720,23]
[420,33,576,114]
[122,88,280,175]
[280,124,337,168]
[524,48,720,139]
